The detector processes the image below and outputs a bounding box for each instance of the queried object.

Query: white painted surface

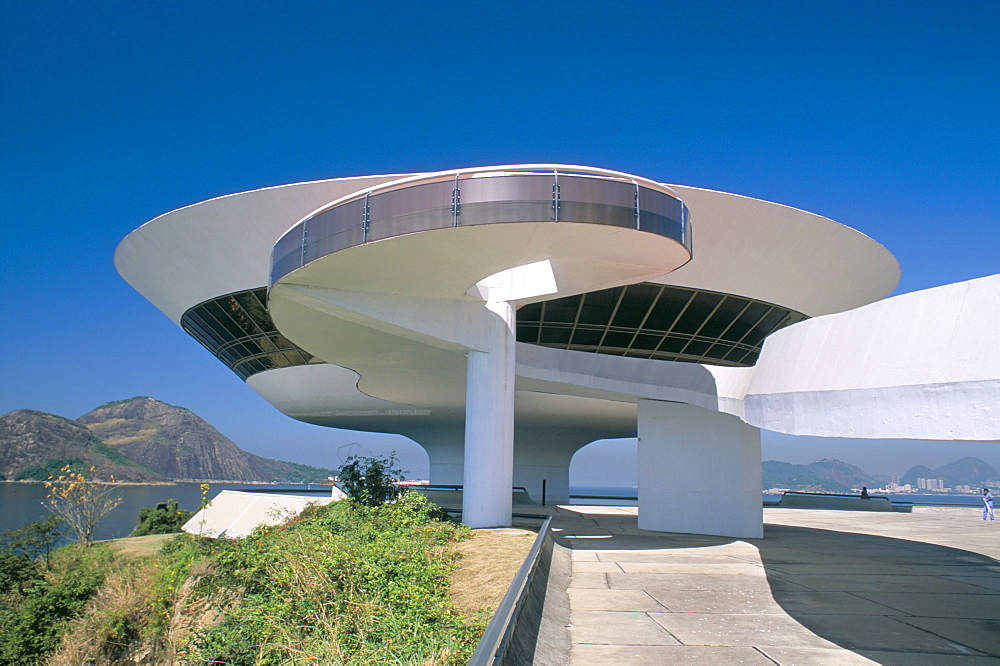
[659,185,900,316]
[181,490,341,539]
[462,300,516,528]
[742,275,1000,440]
[637,400,763,539]
[115,175,406,323]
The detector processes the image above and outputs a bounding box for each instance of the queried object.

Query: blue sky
[2,1,998,481]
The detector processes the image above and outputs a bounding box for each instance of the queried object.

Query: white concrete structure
[182,490,341,539]
[118,165,1000,537]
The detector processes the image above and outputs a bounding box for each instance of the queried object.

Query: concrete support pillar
[462,300,515,527]
[637,400,762,538]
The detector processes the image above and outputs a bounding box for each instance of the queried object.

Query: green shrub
[14,458,85,481]
[191,493,482,664]
[0,544,113,664]
[130,499,194,537]
[336,453,406,506]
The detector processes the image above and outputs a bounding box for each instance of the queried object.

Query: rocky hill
[1,398,335,483]
[762,460,851,492]
[806,458,876,488]
[902,457,1000,488]
[0,410,164,482]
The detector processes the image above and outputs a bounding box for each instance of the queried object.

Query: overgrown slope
[5,493,490,664]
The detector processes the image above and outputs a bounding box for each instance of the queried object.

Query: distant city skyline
[2,2,997,486]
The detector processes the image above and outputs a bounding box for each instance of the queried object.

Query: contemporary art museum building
[116,165,1000,537]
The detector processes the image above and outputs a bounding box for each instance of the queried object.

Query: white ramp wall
[744,275,1000,440]
[638,400,763,538]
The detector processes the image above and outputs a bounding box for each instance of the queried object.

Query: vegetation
[0,515,65,566]
[43,466,122,546]
[337,453,407,507]
[191,493,481,664]
[14,457,85,481]
[92,438,136,466]
[92,396,152,410]
[0,523,113,665]
[1,490,499,664]
[130,499,194,537]
[280,459,339,484]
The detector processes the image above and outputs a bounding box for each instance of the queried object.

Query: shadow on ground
[548,509,1000,662]
[757,523,1000,661]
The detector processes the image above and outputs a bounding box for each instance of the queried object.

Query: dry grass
[105,533,177,556]
[49,552,162,665]
[449,527,537,617]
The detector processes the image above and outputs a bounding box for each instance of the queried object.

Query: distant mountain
[902,457,999,488]
[1,398,335,483]
[900,465,939,487]
[807,459,876,488]
[0,410,165,482]
[762,461,851,492]
[77,397,334,482]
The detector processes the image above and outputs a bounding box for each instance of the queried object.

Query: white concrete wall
[637,400,762,538]
[659,186,900,316]
[743,274,1000,440]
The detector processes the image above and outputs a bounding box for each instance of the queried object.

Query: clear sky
[2,1,998,482]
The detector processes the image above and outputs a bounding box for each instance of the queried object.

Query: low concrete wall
[499,534,571,664]
[777,493,894,512]
[469,521,571,665]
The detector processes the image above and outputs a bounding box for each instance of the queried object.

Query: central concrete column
[462,299,515,527]
[637,400,762,538]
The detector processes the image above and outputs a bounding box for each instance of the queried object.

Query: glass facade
[271,169,690,286]
[515,284,808,367]
[182,284,805,381]
[180,288,317,381]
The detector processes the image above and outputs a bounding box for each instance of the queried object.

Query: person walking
[984,488,995,521]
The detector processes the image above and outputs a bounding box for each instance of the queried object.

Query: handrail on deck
[468,516,553,665]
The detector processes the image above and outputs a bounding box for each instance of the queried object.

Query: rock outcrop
[0,409,164,482]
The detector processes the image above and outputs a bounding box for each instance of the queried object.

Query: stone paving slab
[853,652,1000,666]
[943,574,1000,591]
[571,644,776,664]
[569,610,681,645]
[768,572,997,594]
[850,591,1000,618]
[757,646,877,664]
[568,588,667,612]
[647,612,841,648]
[549,505,1000,664]
[892,616,1000,655]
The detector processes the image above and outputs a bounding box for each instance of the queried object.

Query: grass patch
[449,528,537,617]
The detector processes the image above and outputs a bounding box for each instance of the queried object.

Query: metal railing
[468,516,553,665]
[270,165,691,288]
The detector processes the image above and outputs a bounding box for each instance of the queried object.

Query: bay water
[1,483,988,545]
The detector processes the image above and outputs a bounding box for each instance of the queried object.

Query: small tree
[43,466,122,546]
[130,499,194,537]
[0,515,65,567]
[337,453,406,506]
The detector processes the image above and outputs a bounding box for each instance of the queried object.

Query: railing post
[635,182,641,230]
[300,221,307,269]
[362,192,370,242]
[551,171,560,221]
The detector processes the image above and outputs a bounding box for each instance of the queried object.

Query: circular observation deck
[270,165,692,288]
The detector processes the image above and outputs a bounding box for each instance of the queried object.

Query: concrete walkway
[544,505,999,665]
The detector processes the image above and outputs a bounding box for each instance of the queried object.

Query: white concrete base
[637,400,762,539]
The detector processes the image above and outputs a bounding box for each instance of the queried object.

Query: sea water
[0,482,326,543]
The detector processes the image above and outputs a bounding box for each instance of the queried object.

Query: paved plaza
[545,505,999,665]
